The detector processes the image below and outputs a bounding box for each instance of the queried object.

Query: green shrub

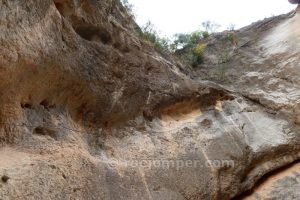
[202,31,209,38]
[193,44,206,61]
[226,32,237,45]
[136,19,220,67]
[172,30,210,50]
[172,33,193,50]
[140,21,170,51]
[185,54,198,66]
[185,43,206,66]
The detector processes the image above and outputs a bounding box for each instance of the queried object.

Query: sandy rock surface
[0,0,300,199]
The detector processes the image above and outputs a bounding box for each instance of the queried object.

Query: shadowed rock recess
[0,0,299,199]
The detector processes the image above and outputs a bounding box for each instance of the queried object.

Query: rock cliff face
[0,0,299,199]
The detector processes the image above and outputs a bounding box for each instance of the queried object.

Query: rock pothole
[75,26,112,44]
[1,175,9,183]
[33,126,57,139]
[21,103,32,109]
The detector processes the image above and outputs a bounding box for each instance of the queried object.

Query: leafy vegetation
[226,32,237,45]
[184,43,207,67]
[119,1,237,68]
[194,44,207,61]
[137,19,221,54]
[172,31,205,50]
[140,21,170,50]
[170,21,222,66]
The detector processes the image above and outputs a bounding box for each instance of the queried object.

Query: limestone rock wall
[0,1,300,200]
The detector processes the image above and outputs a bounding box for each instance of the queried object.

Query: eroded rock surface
[0,0,299,200]
[240,162,300,199]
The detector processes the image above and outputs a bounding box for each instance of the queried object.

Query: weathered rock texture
[240,162,300,199]
[0,0,299,200]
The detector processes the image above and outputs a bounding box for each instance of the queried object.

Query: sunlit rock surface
[0,0,299,199]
